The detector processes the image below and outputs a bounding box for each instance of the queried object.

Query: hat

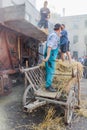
[54,23,61,30]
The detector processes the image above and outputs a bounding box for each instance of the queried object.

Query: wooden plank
[24,100,46,112]
[36,97,67,106]
[77,65,80,106]
[22,66,39,72]
[35,88,58,99]
[18,37,21,68]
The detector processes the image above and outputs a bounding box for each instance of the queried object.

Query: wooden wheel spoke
[23,85,36,106]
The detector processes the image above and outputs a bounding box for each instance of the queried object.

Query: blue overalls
[44,32,59,88]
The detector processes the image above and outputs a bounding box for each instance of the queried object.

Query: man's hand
[43,47,51,62]
[55,59,59,62]
[43,58,48,62]
[59,49,61,53]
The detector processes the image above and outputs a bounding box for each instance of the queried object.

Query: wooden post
[18,37,21,68]
[0,75,4,95]
[25,60,28,87]
[77,65,80,106]
[26,60,28,68]
[25,60,29,88]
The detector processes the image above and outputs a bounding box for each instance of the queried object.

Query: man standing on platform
[38,1,50,33]
[43,23,61,92]
[60,24,72,63]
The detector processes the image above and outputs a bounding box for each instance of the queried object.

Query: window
[73,35,78,44]
[84,35,87,44]
[73,51,78,59]
[85,20,87,28]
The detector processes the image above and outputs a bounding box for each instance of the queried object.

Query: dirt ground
[0,78,87,130]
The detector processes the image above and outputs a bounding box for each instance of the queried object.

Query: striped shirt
[47,31,60,50]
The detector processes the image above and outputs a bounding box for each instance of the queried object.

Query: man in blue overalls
[43,23,61,92]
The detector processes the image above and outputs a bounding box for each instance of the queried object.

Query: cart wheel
[23,85,36,106]
[65,90,75,124]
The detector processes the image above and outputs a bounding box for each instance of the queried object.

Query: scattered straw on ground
[33,107,66,130]
[76,100,87,118]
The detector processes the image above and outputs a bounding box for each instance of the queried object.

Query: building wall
[51,14,87,58]
[25,0,39,26]
[0,0,36,7]
[0,0,24,7]
[28,0,35,6]
[0,1,2,7]
[1,0,13,7]
[0,0,38,26]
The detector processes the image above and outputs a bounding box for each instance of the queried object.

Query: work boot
[46,86,57,92]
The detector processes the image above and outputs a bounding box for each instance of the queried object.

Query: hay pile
[53,60,83,93]
[56,59,83,77]
[40,59,83,93]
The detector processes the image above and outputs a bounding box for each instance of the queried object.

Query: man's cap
[54,23,61,30]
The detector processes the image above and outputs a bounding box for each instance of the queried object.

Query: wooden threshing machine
[0,22,47,95]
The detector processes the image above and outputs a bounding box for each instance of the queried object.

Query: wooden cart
[21,65,80,124]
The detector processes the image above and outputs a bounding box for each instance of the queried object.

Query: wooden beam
[77,65,80,106]
[23,100,46,112]
[18,37,21,68]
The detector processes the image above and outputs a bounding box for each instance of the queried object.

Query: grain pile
[40,59,83,93]
[53,60,83,93]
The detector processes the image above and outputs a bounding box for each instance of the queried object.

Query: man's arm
[46,9,50,19]
[47,13,50,19]
[43,47,51,62]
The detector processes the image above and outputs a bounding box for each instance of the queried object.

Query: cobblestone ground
[0,78,87,130]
